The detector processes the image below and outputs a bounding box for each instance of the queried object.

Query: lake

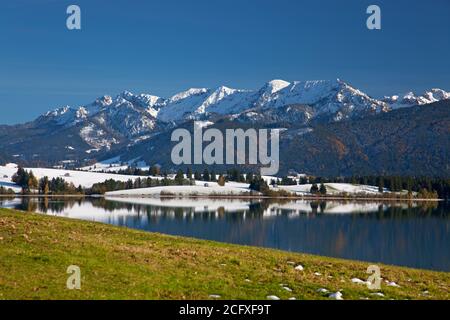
[1,196,449,272]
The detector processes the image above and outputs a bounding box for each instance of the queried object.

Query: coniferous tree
[249,176,269,194]
[126,179,133,189]
[186,167,192,180]
[299,177,308,185]
[378,177,384,193]
[310,183,319,194]
[210,170,217,182]
[406,177,413,194]
[150,165,160,176]
[202,169,210,182]
[175,169,185,185]
[319,183,327,195]
[12,167,25,185]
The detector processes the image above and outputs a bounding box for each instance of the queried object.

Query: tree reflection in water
[1,197,448,271]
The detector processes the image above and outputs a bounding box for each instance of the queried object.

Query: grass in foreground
[0,208,449,300]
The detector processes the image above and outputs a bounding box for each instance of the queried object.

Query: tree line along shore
[1,166,448,200]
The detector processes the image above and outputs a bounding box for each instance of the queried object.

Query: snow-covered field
[0,178,22,193]
[1,163,393,197]
[0,163,158,190]
[79,156,149,173]
[277,183,383,195]
[106,180,251,196]
[106,185,252,197]
[105,181,388,197]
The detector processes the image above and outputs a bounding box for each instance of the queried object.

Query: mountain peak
[216,85,232,90]
[120,90,134,97]
[212,85,238,95]
[383,88,450,109]
[94,95,113,107]
[48,105,71,115]
[428,88,450,100]
[264,79,291,94]
[134,93,164,108]
[169,88,210,103]
[34,80,449,130]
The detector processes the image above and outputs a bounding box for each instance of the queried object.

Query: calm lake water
[1,197,449,272]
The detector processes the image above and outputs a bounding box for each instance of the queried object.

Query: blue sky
[0,0,449,124]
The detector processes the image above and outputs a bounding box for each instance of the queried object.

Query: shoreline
[106,194,444,202]
[0,194,444,202]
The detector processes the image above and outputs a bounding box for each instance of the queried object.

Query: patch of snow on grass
[329,292,344,300]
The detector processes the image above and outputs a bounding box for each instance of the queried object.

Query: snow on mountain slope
[79,123,118,150]
[158,86,256,121]
[44,106,86,126]
[259,79,389,118]
[26,80,450,153]
[157,79,390,123]
[157,88,211,122]
[38,91,167,151]
[39,80,449,130]
[43,91,162,131]
[98,94,158,137]
[253,79,291,107]
[383,88,450,109]
[196,86,255,116]
[264,79,291,94]
[118,91,164,117]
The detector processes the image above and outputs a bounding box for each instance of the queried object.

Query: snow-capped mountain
[30,79,450,150]
[37,91,168,150]
[149,79,394,124]
[42,92,163,132]
[157,88,210,122]
[245,79,390,123]
[382,88,450,109]
[264,80,387,112]
[1,79,448,169]
[107,99,450,178]
[39,79,449,132]
[252,79,291,106]
[158,86,257,122]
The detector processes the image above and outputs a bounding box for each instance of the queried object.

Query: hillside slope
[114,100,449,177]
[280,100,450,176]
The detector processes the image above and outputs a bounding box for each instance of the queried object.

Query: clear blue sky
[1,0,449,124]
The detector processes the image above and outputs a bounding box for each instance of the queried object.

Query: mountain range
[0,79,449,177]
